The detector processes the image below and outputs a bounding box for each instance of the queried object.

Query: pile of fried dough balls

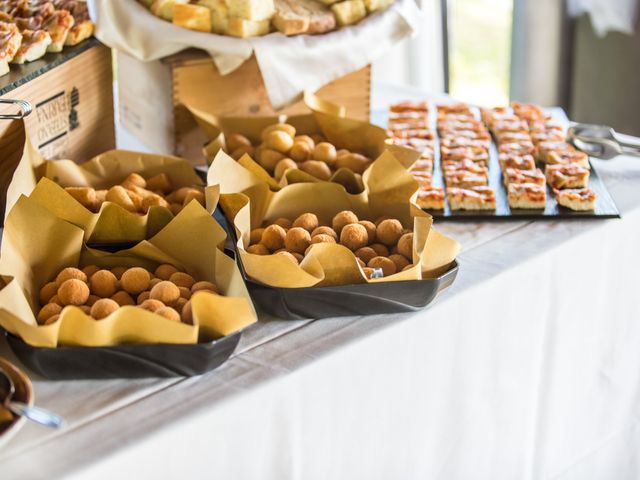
[247,211,415,278]
[226,123,374,182]
[37,264,219,326]
[63,172,205,215]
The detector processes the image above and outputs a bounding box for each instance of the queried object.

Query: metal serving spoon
[0,367,63,429]
[567,124,640,160]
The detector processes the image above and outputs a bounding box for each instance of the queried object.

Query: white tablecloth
[2,85,640,479]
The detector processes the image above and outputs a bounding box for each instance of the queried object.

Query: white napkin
[567,0,639,37]
[88,0,421,109]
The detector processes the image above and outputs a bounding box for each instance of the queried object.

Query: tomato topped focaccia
[503,167,545,187]
[416,187,445,210]
[553,188,597,211]
[447,186,496,211]
[507,183,547,209]
[545,163,590,189]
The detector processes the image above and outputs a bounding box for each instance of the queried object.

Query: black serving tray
[5,330,241,380]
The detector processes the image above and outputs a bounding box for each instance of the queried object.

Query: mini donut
[106,185,137,212]
[181,300,193,325]
[55,267,87,287]
[111,266,127,280]
[389,254,411,272]
[258,149,285,172]
[146,173,173,193]
[370,243,390,257]
[312,142,337,166]
[376,219,404,246]
[121,172,146,189]
[276,251,299,264]
[261,224,287,251]
[81,265,100,278]
[358,221,377,243]
[44,314,60,326]
[89,270,118,298]
[332,211,359,234]
[261,123,296,141]
[249,228,265,245]
[367,256,397,277]
[397,233,413,259]
[155,264,179,280]
[335,153,371,174]
[300,160,332,181]
[191,281,219,294]
[294,135,315,149]
[289,141,311,162]
[64,187,96,211]
[111,290,135,306]
[340,223,368,251]
[139,299,165,313]
[355,246,377,265]
[247,244,270,255]
[137,291,150,304]
[39,281,58,305]
[230,145,255,160]
[226,133,252,152]
[273,218,292,230]
[90,298,119,319]
[274,158,298,180]
[120,267,151,295]
[57,279,90,306]
[311,234,336,245]
[170,272,195,289]
[150,281,180,305]
[156,306,181,322]
[86,295,100,307]
[311,226,338,240]
[178,286,191,299]
[37,303,62,324]
[265,130,294,153]
[284,227,311,254]
[292,213,319,232]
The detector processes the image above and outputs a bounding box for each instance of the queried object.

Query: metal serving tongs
[567,123,640,160]
[0,98,32,119]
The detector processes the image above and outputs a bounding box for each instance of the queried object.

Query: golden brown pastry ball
[226,133,252,152]
[78,305,91,315]
[261,123,296,141]
[181,300,193,325]
[150,281,180,305]
[261,224,287,251]
[355,246,377,265]
[313,142,337,166]
[55,267,87,287]
[183,189,205,207]
[111,291,135,306]
[247,244,270,255]
[265,130,294,153]
[368,256,397,277]
[274,158,298,180]
[155,264,179,280]
[37,303,62,324]
[294,135,315,149]
[86,294,100,307]
[276,251,299,264]
[292,213,319,232]
[389,254,411,272]
[284,227,311,254]
[292,252,304,263]
[44,314,60,326]
[335,153,371,175]
[374,216,392,226]
[358,221,376,243]
[289,141,311,162]
[397,233,413,259]
[249,228,265,245]
[146,173,172,194]
[175,297,188,312]
[300,160,332,181]
[156,306,181,323]
[150,278,162,288]
[332,210,359,234]
[340,223,368,251]
[90,270,118,298]
[106,185,137,212]
[273,218,292,229]
[191,281,219,294]
[140,299,164,313]
[311,226,338,240]
[119,267,151,295]
[64,187,96,211]
[311,234,336,245]
[230,145,255,160]
[82,265,100,278]
[258,149,285,173]
[111,266,127,280]
[169,272,195,289]
[370,243,390,257]
[137,291,150,304]
[142,194,170,212]
[122,172,146,189]
[376,219,404,246]
[58,279,90,306]
[90,298,119,320]
[178,286,191,299]
[39,281,58,305]
[49,295,60,305]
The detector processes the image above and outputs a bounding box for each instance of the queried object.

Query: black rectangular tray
[214,210,458,320]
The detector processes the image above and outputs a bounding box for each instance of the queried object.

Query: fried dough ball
[376,219,404,246]
[49,295,60,305]
[191,281,219,294]
[340,223,368,251]
[150,281,180,305]
[355,246,377,265]
[300,160,332,181]
[90,270,118,298]
[170,272,195,289]
[155,264,179,280]
[276,251,299,264]
[58,279,90,306]
[374,216,392,226]
[122,172,146,189]
[294,135,315,149]
[175,297,188,312]
[368,256,397,276]
[262,123,296,141]
[140,299,164,313]
[39,281,58,305]
[313,142,337,166]
[311,226,338,240]
[358,221,376,243]
[397,233,414,259]
[82,265,99,278]
[332,211,359,234]
[292,213,319,232]
[106,185,136,212]
[247,244,270,255]
[55,267,87,287]
[111,266,127,280]
[273,218,292,230]
[37,303,62,324]
[226,133,252,152]
[111,290,135,306]
[311,234,336,245]
[265,130,294,153]
[183,189,205,207]
[64,187,96,210]
[86,295,100,307]
[258,149,285,172]
[335,153,370,174]
[249,228,265,245]
[389,254,411,272]
[181,300,193,325]
[95,189,107,205]
[137,291,150,304]
[79,305,92,315]
[156,306,181,322]
[44,314,60,326]
[261,224,287,251]
[146,173,172,193]
[150,278,162,288]
[289,141,311,162]
[370,243,390,257]
[142,193,170,211]
[90,298,119,320]
[292,252,304,263]
[285,227,311,254]
[230,145,255,160]
[178,287,191,299]
[274,158,298,180]
[120,267,151,295]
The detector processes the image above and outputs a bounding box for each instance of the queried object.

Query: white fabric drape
[567,0,640,36]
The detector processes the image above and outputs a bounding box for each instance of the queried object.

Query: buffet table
[1,84,639,479]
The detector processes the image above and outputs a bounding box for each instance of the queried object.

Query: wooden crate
[118,50,371,165]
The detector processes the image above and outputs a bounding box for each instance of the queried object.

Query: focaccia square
[507,183,546,209]
[546,150,590,169]
[411,171,432,189]
[545,164,590,189]
[553,188,597,211]
[12,29,51,63]
[389,100,429,113]
[503,167,545,187]
[447,186,496,211]
[444,169,488,189]
[416,187,445,210]
[498,153,536,172]
[441,158,488,176]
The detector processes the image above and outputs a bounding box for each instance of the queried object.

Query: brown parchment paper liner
[0,195,257,348]
[189,92,420,194]
[210,148,460,288]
